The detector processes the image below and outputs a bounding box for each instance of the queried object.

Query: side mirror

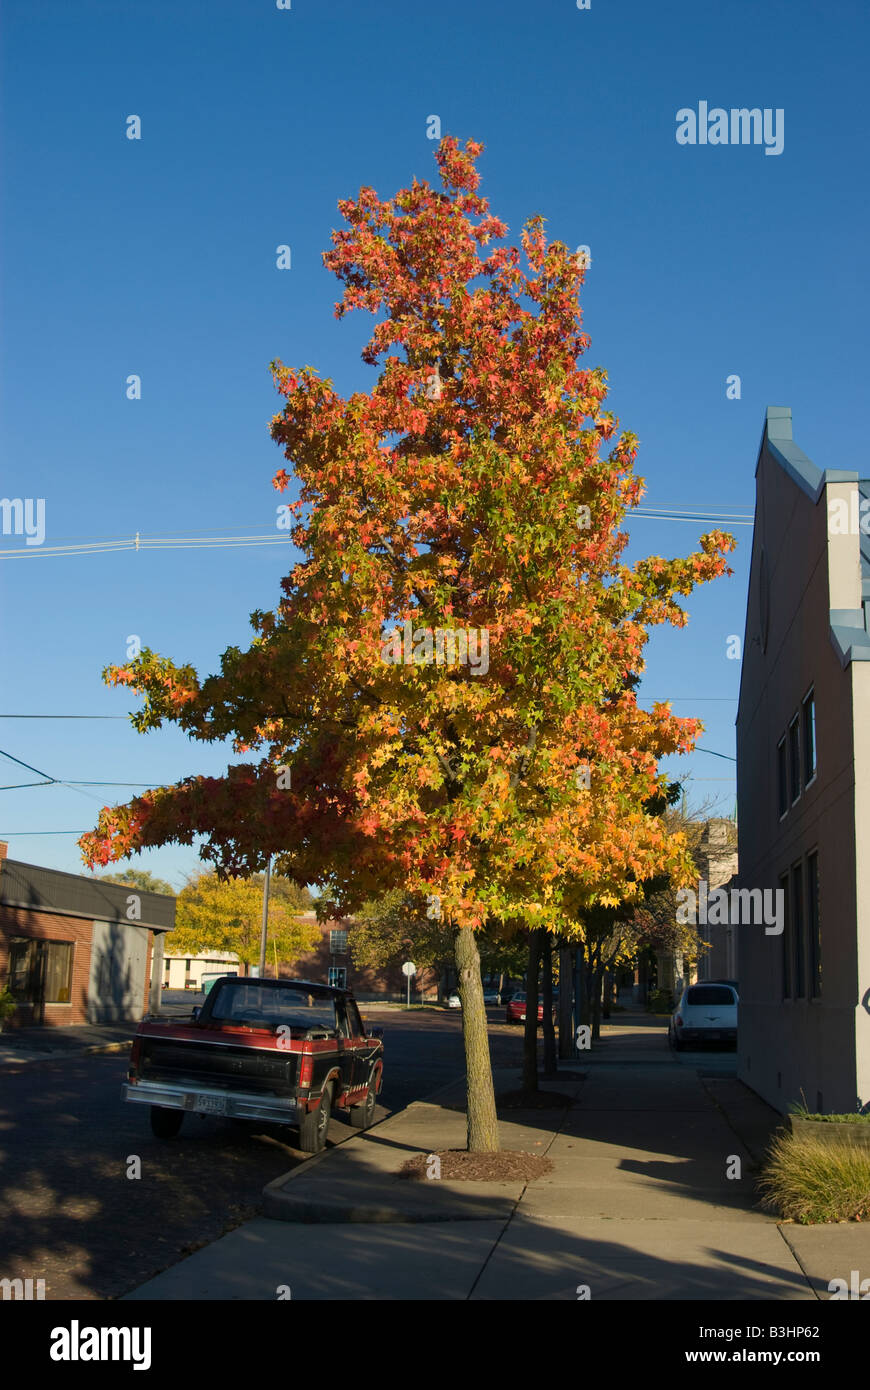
[191,1006,201,1021]
[368,1026,384,1040]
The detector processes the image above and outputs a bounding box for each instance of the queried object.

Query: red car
[505,992,552,1025]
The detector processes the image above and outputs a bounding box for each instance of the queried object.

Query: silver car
[668,983,738,1050]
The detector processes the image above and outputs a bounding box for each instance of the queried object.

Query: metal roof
[0,858,175,932]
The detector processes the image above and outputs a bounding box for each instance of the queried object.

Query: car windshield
[686,986,735,1006]
[208,982,337,1032]
[513,993,526,1001]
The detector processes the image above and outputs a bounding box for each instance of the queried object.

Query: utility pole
[257,856,272,978]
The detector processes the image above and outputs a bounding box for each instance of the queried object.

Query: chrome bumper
[122,1081,298,1125]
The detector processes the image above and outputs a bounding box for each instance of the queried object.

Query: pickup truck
[123,976,384,1153]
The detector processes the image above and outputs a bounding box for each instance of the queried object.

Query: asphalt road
[0,1007,522,1300]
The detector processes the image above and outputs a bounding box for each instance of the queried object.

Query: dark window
[802,690,816,785]
[685,985,736,1006]
[777,738,788,817]
[329,929,347,955]
[780,873,792,999]
[807,852,821,998]
[209,981,337,1031]
[344,999,364,1037]
[8,938,73,1004]
[788,717,801,804]
[791,863,805,998]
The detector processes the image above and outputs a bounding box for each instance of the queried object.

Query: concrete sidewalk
[124,1021,870,1300]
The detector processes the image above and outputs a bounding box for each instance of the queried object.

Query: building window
[329,930,347,955]
[8,938,73,1004]
[777,738,788,818]
[802,689,816,786]
[780,873,791,999]
[328,966,347,990]
[807,851,821,998]
[791,863,805,999]
[788,716,801,804]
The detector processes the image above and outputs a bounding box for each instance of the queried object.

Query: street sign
[402,960,416,1008]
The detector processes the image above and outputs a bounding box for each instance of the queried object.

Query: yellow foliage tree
[173,873,320,972]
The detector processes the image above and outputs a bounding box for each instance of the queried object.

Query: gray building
[735,407,870,1114]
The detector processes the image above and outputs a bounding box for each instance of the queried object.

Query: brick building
[286,913,441,1002]
[0,842,175,1027]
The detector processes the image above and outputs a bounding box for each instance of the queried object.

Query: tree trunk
[454,922,500,1152]
[558,946,573,1058]
[591,967,603,1040]
[522,929,541,1091]
[541,934,556,1076]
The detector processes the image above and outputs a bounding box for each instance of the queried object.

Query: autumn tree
[172,872,320,970]
[80,137,734,1153]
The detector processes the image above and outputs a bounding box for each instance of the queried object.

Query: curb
[0,1039,132,1072]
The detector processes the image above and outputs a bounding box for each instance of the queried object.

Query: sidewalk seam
[465,1078,583,1298]
[775,1225,823,1301]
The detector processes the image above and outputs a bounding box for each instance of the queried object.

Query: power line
[0,748,140,806]
[0,504,755,561]
[0,829,91,837]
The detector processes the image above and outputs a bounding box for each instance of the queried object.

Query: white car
[446,993,462,1009]
[668,983,738,1050]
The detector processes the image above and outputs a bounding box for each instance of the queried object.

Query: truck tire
[299,1081,333,1154]
[150,1106,184,1138]
[349,1071,378,1129]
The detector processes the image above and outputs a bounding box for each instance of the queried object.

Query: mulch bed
[399,1149,554,1182]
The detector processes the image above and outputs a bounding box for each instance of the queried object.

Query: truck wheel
[349,1072,378,1129]
[299,1082,333,1153]
[150,1106,184,1138]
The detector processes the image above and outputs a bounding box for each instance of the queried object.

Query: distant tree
[97,869,175,896]
[173,872,320,970]
[249,873,314,913]
[350,889,452,975]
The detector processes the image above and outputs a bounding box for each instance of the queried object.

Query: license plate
[193,1093,226,1115]
[706,1031,721,1040]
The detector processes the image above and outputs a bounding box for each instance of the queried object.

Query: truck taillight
[298,1053,313,1088]
[128,1036,142,1078]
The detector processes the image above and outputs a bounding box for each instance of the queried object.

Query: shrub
[757,1130,870,1223]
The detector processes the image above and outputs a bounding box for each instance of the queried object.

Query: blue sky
[1,0,867,887]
